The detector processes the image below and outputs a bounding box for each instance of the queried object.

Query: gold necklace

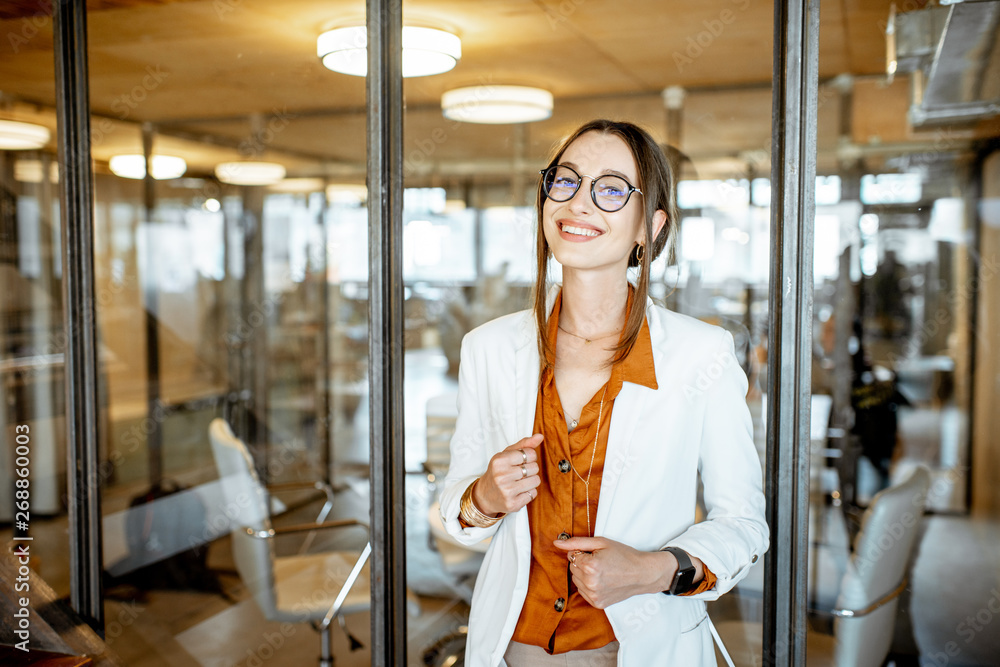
[558,324,619,345]
[572,384,608,537]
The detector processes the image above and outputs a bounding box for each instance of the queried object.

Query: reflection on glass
[402,2,775,664]
[0,59,77,657]
[803,1,1000,665]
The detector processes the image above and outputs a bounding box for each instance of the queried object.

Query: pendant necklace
[572,384,608,537]
[558,324,618,345]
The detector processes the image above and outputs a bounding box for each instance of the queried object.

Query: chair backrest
[833,465,930,667]
[208,418,278,616]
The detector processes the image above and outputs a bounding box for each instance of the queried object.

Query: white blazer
[441,294,768,666]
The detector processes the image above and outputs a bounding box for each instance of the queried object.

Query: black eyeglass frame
[539,164,644,212]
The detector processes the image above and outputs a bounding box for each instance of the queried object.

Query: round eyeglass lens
[593,175,630,211]
[544,166,580,201]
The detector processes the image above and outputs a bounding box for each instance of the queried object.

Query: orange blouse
[510,290,716,654]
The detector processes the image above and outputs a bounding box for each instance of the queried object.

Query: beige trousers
[503,640,619,666]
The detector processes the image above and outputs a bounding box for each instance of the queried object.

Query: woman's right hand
[472,434,544,516]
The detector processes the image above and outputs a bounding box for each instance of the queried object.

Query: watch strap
[661,546,696,595]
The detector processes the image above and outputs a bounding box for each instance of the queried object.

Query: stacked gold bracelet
[460,479,504,528]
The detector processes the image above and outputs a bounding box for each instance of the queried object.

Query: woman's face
[542,131,647,276]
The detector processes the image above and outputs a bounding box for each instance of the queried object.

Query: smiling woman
[440,119,768,666]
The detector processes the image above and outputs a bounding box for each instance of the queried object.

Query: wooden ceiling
[3,0,981,189]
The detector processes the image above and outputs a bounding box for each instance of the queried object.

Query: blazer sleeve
[666,328,769,600]
[439,331,504,546]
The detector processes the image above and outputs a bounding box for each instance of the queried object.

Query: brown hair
[533,119,678,366]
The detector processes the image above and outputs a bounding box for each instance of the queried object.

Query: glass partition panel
[401,1,777,664]
[5,1,376,664]
[0,7,76,655]
[807,1,1000,665]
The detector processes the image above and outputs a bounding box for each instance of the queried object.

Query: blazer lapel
[595,299,665,535]
[511,313,540,544]
[594,383,650,535]
[513,313,540,440]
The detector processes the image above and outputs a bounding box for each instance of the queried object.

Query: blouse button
[554,597,565,612]
[752,554,758,563]
[557,532,571,541]
[558,459,571,473]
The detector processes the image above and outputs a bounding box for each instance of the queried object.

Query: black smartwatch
[661,546,697,595]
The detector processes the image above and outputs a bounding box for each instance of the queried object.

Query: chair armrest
[809,578,908,619]
[830,578,907,618]
[243,519,369,539]
[266,481,332,494]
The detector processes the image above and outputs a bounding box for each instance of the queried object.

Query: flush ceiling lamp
[325,183,368,204]
[215,161,286,186]
[268,177,326,193]
[15,159,59,183]
[109,154,187,180]
[317,25,461,77]
[0,119,51,150]
[442,85,553,124]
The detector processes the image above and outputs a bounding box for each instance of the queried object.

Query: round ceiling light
[109,154,187,180]
[215,161,286,186]
[268,177,326,193]
[0,119,51,150]
[317,26,461,77]
[326,183,368,204]
[14,159,59,183]
[441,85,553,124]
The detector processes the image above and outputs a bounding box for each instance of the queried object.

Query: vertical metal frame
[141,123,164,489]
[53,0,104,633]
[764,0,819,665]
[318,190,332,485]
[367,0,407,664]
[242,187,269,479]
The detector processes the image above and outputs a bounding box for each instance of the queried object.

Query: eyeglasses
[539,164,643,212]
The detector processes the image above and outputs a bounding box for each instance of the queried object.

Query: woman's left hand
[553,536,674,609]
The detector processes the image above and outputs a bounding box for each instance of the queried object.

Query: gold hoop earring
[634,244,645,264]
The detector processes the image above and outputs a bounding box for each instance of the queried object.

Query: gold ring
[521,464,528,479]
[569,552,577,564]
[521,449,528,464]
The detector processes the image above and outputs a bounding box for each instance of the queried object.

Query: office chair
[209,418,370,667]
[716,465,930,667]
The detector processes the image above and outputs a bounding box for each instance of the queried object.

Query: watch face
[670,567,697,595]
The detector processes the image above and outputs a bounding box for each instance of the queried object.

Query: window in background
[403,211,476,282]
[481,206,535,283]
[860,172,922,205]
